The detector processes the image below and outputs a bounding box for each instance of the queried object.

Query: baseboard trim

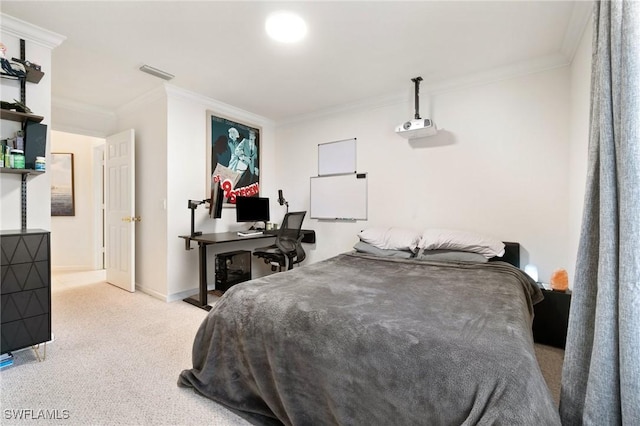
[52,266,97,273]
[166,285,216,303]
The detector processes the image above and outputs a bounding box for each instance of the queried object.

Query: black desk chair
[253,211,307,272]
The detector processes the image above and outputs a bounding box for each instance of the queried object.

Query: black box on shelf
[24,121,47,169]
[215,250,251,292]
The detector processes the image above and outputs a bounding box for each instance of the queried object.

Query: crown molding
[114,83,275,129]
[278,51,571,127]
[0,13,66,49]
[116,85,167,116]
[277,92,407,127]
[164,83,275,128]
[52,47,575,133]
[52,97,117,138]
[425,52,570,95]
[277,4,592,127]
[53,96,116,119]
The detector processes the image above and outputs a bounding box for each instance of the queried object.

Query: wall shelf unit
[0,34,52,361]
[0,109,44,124]
[0,168,44,233]
[1,38,46,232]
[0,168,44,176]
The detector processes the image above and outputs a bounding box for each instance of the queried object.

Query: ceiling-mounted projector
[395,118,437,138]
[396,76,437,139]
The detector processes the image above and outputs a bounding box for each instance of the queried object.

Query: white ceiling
[1,1,591,123]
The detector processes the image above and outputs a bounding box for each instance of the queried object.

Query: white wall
[111,84,277,301]
[164,86,277,301]
[0,16,63,232]
[276,66,576,284]
[50,130,103,271]
[567,18,593,288]
[3,13,591,301]
[44,60,590,299]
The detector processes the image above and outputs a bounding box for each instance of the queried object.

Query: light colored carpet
[1,270,564,425]
[534,342,565,405]
[0,270,250,426]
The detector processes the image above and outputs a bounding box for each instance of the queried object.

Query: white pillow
[418,229,505,258]
[358,227,421,252]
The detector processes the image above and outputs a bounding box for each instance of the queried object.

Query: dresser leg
[31,342,46,362]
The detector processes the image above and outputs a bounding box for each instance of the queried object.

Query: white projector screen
[310,173,367,220]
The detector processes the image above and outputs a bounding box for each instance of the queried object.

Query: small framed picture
[51,152,75,216]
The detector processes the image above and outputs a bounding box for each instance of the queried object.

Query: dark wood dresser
[1,229,51,354]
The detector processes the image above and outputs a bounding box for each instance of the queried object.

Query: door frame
[93,144,105,270]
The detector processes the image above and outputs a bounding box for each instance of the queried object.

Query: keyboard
[237,231,264,237]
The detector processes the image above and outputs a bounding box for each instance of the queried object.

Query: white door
[105,129,136,292]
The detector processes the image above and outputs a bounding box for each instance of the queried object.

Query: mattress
[179,252,560,425]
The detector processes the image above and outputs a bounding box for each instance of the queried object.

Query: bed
[178,230,561,425]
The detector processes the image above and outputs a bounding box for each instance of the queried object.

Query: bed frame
[489,241,520,268]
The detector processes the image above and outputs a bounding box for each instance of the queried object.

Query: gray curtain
[559,1,640,424]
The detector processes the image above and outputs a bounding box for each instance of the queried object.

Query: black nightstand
[532,289,572,349]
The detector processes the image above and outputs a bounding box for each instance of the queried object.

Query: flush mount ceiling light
[265,11,307,43]
[139,64,174,81]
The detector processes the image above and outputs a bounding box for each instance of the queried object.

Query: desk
[179,230,315,310]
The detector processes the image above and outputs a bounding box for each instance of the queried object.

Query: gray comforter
[178,253,561,425]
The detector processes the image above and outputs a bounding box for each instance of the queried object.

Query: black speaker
[24,122,47,169]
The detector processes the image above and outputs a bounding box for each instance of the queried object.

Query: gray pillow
[353,241,414,258]
[415,249,488,263]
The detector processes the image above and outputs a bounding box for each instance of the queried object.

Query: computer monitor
[209,184,224,219]
[235,196,270,224]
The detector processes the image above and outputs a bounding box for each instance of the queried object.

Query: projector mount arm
[412,76,423,120]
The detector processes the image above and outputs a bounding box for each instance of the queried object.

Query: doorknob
[121,216,141,222]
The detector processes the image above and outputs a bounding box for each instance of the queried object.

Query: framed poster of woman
[206,111,261,210]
